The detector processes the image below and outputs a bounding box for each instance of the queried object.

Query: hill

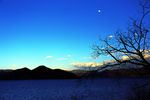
[85,67,150,78]
[0,65,78,80]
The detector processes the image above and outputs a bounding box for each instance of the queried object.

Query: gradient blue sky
[0,0,144,70]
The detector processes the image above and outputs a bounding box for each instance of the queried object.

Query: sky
[0,0,145,70]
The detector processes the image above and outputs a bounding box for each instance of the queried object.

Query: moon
[98,10,101,13]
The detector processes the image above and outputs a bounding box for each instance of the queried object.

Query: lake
[0,78,150,100]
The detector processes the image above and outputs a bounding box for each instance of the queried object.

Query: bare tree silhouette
[92,0,150,71]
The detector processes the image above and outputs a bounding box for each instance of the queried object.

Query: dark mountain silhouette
[85,67,150,78]
[31,65,53,79]
[53,69,79,79]
[1,66,149,80]
[71,69,90,77]
[0,65,78,80]
[32,65,52,72]
[10,67,31,80]
[0,69,13,72]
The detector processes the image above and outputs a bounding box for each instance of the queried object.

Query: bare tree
[92,0,150,70]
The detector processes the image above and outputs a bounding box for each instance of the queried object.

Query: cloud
[121,51,150,60]
[121,56,129,60]
[82,57,93,59]
[12,64,16,67]
[70,62,103,67]
[46,56,53,59]
[71,49,150,69]
[144,54,150,58]
[60,68,72,71]
[71,53,150,69]
[82,57,98,59]
[102,60,115,64]
[57,58,68,60]
[108,35,113,38]
[140,50,150,53]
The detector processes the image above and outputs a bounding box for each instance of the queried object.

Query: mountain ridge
[0,65,79,80]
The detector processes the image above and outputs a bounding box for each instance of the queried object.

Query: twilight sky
[0,0,142,70]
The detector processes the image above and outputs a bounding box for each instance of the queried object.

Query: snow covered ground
[0,78,150,100]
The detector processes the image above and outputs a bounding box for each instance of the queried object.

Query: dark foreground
[0,78,150,100]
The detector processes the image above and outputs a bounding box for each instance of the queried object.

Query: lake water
[0,78,150,100]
